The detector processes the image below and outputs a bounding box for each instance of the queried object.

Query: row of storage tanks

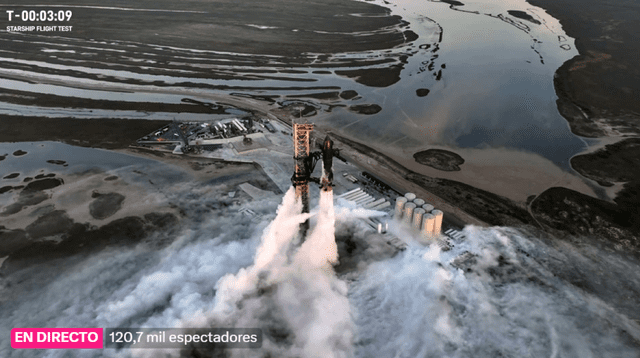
[395,193,443,237]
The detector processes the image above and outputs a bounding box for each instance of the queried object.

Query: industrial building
[135,117,267,153]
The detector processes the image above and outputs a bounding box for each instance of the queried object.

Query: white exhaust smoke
[206,187,354,358]
[3,181,639,358]
[349,225,640,358]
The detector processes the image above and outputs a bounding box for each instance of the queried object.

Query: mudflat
[10,0,411,57]
[518,0,640,253]
[0,116,170,149]
[527,0,640,137]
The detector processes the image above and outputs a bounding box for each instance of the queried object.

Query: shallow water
[340,0,586,170]
[0,141,188,186]
[0,0,586,171]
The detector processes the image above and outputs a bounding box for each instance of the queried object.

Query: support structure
[292,123,314,227]
[291,123,338,237]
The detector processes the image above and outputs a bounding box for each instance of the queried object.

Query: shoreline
[2,108,638,258]
[0,0,638,256]
[526,0,640,138]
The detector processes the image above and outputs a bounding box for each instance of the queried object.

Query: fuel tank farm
[394,193,444,238]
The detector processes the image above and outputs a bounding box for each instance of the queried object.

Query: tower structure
[292,123,314,215]
[291,123,338,237]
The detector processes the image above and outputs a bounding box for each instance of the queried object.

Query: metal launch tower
[291,123,339,236]
[292,123,314,215]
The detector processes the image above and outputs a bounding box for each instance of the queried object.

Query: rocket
[320,135,334,192]
[291,125,337,238]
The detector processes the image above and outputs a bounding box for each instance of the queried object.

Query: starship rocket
[320,135,334,192]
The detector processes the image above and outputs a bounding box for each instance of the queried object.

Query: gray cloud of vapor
[349,225,640,358]
[3,179,640,358]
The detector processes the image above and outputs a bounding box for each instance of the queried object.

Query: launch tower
[291,123,339,237]
[292,123,314,215]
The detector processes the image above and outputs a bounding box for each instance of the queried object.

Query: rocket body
[321,136,334,192]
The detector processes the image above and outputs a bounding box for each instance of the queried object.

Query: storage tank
[234,119,246,131]
[232,119,244,132]
[342,190,364,200]
[346,192,369,202]
[404,192,417,201]
[339,188,361,198]
[422,204,434,213]
[358,197,376,206]
[364,198,386,209]
[403,202,416,226]
[413,198,425,207]
[394,197,408,219]
[422,213,435,237]
[432,210,444,236]
[344,191,367,201]
[412,208,426,231]
[371,201,391,210]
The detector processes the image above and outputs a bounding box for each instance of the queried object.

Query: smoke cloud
[2,183,639,358]
[205,187,354,358]
[349,225,640,358]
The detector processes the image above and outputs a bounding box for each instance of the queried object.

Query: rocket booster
[321,135,334,192]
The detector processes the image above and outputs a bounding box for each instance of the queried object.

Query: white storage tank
[395,197,408,219]
[413,198,425,207]
[432,210,444,236]
[403,202,416,226]
[422,213,436,237]
[339,188,361,198]
[358,197,376,206]
[412,208,426,231]
[346,192,369,202]
[371,201,391,210]
[404,192,417,201]
[364,198,386,209]
[343,190,364,200]
[422,204,434,213]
